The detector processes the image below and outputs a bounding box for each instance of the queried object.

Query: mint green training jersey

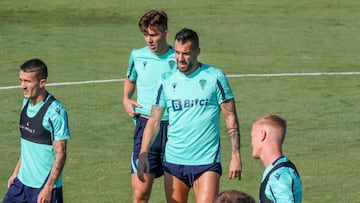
[155,64,234,165]
[18,93,70,188]
[126,46,176,120]
[260,156,303,203]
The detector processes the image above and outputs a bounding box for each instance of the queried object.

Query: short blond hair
[253,114,287,144]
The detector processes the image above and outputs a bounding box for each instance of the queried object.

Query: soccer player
[251,114,302,203]
[122,10,176,203]
[3,59,70,203]
[137,28,242,203]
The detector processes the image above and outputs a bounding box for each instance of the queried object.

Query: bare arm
[137,105,164,181]
[37,140,67,203]
[7,158,21,188]
[122,78,141,117]
[220,98,242,180]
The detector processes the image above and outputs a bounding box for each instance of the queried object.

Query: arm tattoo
[46,141,67,186]
[221,99,240,154]
[150,106,163,118]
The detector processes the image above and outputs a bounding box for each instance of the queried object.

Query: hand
[37,185,52,203]
[123,99,141,117]
[7,174,17,188]
[228,155,242,180]
[137,152,150,182]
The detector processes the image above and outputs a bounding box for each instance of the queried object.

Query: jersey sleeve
[215,70,234,104]
[45,101,71,141]
[154,78,167,108]
[126,51,137,82]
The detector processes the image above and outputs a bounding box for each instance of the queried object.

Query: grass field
[1,0,359,202]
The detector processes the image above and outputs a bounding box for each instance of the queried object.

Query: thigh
[27,186,63,203]
[131,173,155,193]
[147,120,168,177]
[164,172,190,203]
[131,117,147,174]
[3,178,26,203]
[132,117,165,177]
[193,171,220,203]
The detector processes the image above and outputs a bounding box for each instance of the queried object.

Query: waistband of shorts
[137,115,168,123]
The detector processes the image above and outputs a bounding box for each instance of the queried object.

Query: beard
[177,59,195,74]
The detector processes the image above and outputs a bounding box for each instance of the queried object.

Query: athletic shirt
[18,93,70,188]
[155,64,234,165]
[259,156,303,203]
[126,46,176,120]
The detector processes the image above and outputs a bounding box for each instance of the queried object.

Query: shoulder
[130,46,149,57]
[268,158,300,185]
[199,63,226,77]
[47,95,68,117]
[161,68,178,80]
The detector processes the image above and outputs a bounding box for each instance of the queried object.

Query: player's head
[214,189,256,203]
[174,27,199,50]
[174,28,200,74]
[138,10,169,55]
[138,10,168,33]
[251,114,287,158]
[19,58,48,100]
[20,58,48,80]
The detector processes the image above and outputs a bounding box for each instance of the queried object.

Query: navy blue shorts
[163,161,222,188]
[131,116,168,178]
[3,177,63,203]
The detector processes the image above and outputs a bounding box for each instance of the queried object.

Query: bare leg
[193,171,220,203]
[164,172,190,203]
[131,173,155,203]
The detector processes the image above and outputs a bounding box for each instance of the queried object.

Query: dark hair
[138,10,168,33]
[20,58,48,79]
[214,190,256,203]
[174,28,199,50]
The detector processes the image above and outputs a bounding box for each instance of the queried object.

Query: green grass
[1,0,360,202]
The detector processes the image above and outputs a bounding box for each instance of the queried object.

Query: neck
[184,62,200,75]
[156,44,169,56]
[261,148,283,168]
[30,90,47,106]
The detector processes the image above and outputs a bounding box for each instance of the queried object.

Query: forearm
[122,78,135,102]
[227,127,240,156]
[221,99,241,156]
[140,105,163,154]
[12,158,21,176]
[140,120,160,154]
[44,141,67,189]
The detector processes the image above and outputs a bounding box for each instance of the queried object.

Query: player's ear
[260,130,267,142]
[39,79,46,88]
[164,29,169,38]
[196,47,201,56]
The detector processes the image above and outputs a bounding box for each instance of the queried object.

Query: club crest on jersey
[169,60,176,70]
[199,79,206,90]
[143,61,147,70]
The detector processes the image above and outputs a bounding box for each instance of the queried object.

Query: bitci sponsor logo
[171,98,209,111]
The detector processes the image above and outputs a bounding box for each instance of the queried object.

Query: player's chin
[23,93,30,98]
[148,45,156,51]
[178,65,188,72]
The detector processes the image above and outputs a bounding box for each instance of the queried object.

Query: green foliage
[1,0,359,202]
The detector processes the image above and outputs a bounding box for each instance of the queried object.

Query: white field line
[1,72,359,90]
